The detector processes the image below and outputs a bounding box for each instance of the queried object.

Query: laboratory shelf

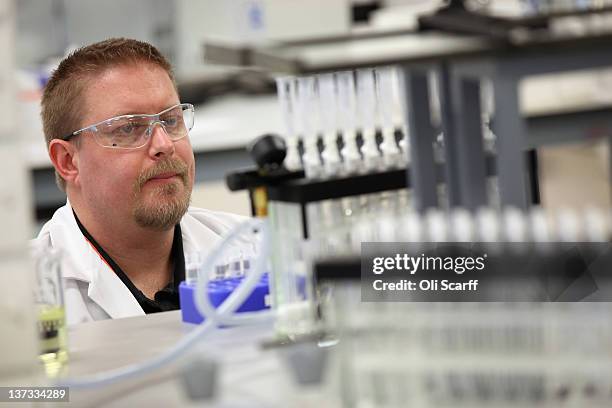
[205,16,612,76]
[249,32,492,75]
[209,11,612,211]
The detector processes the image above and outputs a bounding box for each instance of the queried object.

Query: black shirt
[73,211,185,314]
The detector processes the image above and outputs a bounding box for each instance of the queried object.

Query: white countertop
[55,311,332,407]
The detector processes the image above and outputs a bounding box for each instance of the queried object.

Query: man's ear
[49,139,80,186]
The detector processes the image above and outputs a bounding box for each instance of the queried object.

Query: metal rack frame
[208,21,612,213]
[227,155,498,238]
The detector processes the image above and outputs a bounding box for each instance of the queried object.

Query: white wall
[191,181,251,216]
[540,139,611,211]
[0,0,39,380]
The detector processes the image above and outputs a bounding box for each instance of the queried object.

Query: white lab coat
[32,202,245,326]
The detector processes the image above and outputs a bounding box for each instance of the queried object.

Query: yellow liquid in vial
[38,305,68,378]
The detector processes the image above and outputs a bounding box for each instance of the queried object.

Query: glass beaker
[33,249,68,377]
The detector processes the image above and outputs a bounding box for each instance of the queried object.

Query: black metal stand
[225,150,545,239]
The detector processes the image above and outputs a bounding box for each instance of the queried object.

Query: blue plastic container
[179,273,270,324]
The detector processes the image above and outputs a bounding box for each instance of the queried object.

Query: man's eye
[110,123,145,136]
[162,116,179,127]
[118,124,135,134]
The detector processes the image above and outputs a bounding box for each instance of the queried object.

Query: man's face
[74,63,195,231]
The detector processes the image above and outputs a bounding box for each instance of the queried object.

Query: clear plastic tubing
[357,69,382,171]
[336,71,361,174]
[57,219,271,389]
[297,76,323,178]
[275,76,302,171]
[195,218,273,327]
[318,73,342,176]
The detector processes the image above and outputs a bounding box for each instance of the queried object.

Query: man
[33,38,244,325]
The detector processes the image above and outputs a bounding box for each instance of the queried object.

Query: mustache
[134,158,189,192]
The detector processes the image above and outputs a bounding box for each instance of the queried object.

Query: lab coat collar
[179,213,198,258]
[44,201,144,319]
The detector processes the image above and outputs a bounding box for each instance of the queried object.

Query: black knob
[247,134,287,171]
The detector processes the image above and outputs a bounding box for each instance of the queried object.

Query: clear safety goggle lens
[78,103,194,149]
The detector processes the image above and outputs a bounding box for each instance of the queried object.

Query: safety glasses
[62,103,195,149]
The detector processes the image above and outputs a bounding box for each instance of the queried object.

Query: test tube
[375,67,409,212]
[502,207,529,255]
[275,76,302,171]
[318,73,342,176]
[229,255,243,278]
[390,67,410,159]
[556,208,581,242]
[583,207,609,242]
[504,207,529,240]
[480,79,499,209]
[234,239,257,278]
[336,71,362,174]
[400,211,424,242]
[185,251,203,285]
[357,69,383,171]
[529,207,553,243]
[477,208,502,255]
[451,208,476,242]
[393,67,412,162]
[375,66,403,168]
[214,262,229,280]
[297,76,323,178]
[425,209,449,242]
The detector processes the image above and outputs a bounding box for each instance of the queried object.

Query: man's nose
[148,122,175,158]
